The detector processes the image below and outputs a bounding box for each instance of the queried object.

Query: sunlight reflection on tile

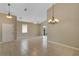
[0,36,48,56]
[20,39,29,55]
[42,36,47,55]
[42,36,47,49]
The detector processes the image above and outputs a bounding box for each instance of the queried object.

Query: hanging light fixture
[48,16,60,24]
[48,5,59,24]
[6,3,12,19]
[48,16,54,24]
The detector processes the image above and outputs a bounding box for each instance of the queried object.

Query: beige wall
[17,21,41,39]
[0,13,41,41]
[48,4,79,48]
[0,13,17,42]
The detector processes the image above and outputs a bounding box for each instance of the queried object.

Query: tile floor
[0,36,47,56]
[0,36,79,56]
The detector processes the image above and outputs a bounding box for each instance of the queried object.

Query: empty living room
[0,1,79,59]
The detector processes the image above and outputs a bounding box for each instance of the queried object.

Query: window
[22,24,28,33]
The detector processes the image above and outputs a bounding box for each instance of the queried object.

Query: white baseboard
[48,41,79,51]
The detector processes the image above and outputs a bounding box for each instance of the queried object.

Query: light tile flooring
[1,36,79,56]
[0,36,48,56]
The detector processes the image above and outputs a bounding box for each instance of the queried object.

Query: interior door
[2,23,15,42]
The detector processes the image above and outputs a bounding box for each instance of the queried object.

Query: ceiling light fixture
[6,3,12,19]
[48,5,60,24]
[48,16,60,24]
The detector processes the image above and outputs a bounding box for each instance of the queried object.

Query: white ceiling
[0,3,53,23]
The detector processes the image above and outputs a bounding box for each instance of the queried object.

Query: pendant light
[6,3,12,19]
[48,4,59,24]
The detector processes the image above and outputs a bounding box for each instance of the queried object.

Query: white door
[2,23,15,42]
